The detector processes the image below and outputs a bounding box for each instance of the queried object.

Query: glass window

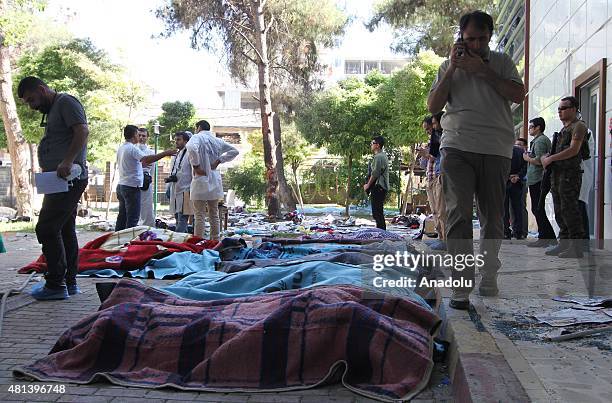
[345,60,362,74]
[364,61,379,73]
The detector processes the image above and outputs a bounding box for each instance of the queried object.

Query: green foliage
[367,0,496,57]
[281,121,315,174]
[147,101,197,149]
[0,0,46,46]
[225,156,267,208]
[376,51,444,145]
[3,38,147,165]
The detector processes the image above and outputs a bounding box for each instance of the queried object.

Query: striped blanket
[14,279,440,401]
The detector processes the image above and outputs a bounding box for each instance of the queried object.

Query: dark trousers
[504,182,524,237]
[116,184,141,231]
[370,185,387,230]
[35,179,87,289]
[551,169,585,240]
[528,181,556,239]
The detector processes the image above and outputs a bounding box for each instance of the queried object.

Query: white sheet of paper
[35,172,69,194]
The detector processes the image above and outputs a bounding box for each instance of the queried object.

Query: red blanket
[19,233,218,274]
[14,279,440,401]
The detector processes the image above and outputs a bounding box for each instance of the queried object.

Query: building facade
[498,0,612,241]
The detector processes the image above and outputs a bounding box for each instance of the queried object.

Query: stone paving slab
[436,237,612,403]
[0,230,452,403]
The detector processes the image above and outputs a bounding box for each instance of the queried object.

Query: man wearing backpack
[541,96,587,258]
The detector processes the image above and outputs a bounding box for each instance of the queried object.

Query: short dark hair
[422,116,433,125]
[529,117,545,133]
[17,76,47,98]
[137,127,148,134]
[124,125,139,140]
[459,11,494,36]
[196,120,210,131]
[561,96,579,109]
[174,131,191,142]
[372,135,385,148]
[433,112,444,123]
[516,137,528,146]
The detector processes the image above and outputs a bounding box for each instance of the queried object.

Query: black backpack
[580,129,592,161]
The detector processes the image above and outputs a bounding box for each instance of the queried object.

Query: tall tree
[367,0,495,57]
[296,74,385,216]
[12,38,147,164]
[0,0,45,217]
[156,0,347,217]
[281,120,314,211]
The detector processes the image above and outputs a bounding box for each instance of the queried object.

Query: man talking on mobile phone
[427,11,526,310]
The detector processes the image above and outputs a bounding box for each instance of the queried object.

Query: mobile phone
[455,38,464,57]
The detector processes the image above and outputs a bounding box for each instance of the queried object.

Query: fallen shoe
[31,284,69,300]
[67,284,82,295]
[449,299,470,310]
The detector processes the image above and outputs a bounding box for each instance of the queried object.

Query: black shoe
[527,239,557,248]
[545,242,569,256]
[504,233,512,240]
[559,242,584,258]
[449,299,470,310]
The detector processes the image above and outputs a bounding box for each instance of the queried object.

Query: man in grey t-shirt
[427,11,526,310]
[18,76,89,301]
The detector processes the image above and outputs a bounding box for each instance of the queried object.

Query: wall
[0,166,14,208]
[529,0,611,238]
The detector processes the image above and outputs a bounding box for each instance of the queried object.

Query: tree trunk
[292,164,304,211]
[344,154,352,217]
[252,0,280,218]
[272,113,296,211]
[0,38,33,217]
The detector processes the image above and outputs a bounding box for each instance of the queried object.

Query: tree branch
[232,25,264,63]
[241,51,257,65]
[264,15,275,35]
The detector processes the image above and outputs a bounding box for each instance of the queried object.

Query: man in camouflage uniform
[541,96,586,258]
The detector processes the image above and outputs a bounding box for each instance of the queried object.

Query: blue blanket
[79,250,219,279]
[161,259,429,309]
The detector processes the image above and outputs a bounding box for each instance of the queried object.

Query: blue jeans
[175,213,190,233]
[116,184,141,231]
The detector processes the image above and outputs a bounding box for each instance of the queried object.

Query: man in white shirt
[167,131,193,233]
[116,125,175,231]
[137,128,155,227]
[186,120,238,240]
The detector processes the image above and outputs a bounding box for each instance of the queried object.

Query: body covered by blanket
[79,250,220,279]
[19,230,218,274]
[14,279,440,401]
[162,258,430,310]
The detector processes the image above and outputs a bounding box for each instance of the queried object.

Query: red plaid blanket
[14,279,440,401]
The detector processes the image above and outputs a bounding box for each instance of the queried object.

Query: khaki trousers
[192,200,220,240]
[441,148,511,299]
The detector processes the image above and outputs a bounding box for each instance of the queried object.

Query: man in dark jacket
[504,140,528,239]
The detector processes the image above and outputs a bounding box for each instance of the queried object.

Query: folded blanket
[14,279,440,401]
[19,231,218,274]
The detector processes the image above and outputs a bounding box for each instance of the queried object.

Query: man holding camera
[428,10,526,309]
[115,125,176,231]
[167,131,193,233]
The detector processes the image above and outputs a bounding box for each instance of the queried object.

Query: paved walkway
[0,231,452,403]
[433,237,612,403]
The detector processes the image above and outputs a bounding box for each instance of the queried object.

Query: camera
[164,174,178,183]
[455,38,464,57]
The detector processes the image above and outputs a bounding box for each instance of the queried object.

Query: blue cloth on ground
[161,259,430,310]
[79,250,219,279]
[228,242,362,261]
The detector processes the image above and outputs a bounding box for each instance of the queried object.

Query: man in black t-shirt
[18,76,89,300]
